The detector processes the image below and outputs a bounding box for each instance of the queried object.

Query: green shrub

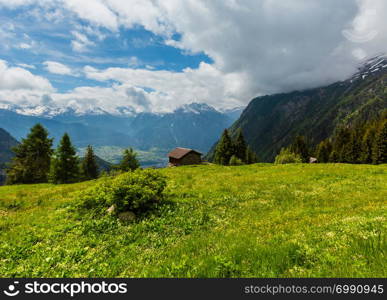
[76,169,167,215]
[274,148,302,164]
[229,155,244,166]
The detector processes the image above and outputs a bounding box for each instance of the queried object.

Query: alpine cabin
[167,147,202,166]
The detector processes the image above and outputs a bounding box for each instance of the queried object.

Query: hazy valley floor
[0,164,386,277]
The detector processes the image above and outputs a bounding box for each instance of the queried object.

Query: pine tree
[245,146,258,164]
[333,127,351,162]
[6,124,53,184]
[361,125,376,164]
[329,150,339,163]
[49,133,80,184]
[81,145,99,180]
[290,135,309,163]
[234,129,247,162]
[316,140,331,163]
[214,129,234,165]
[119,148,140,171]
[373,120,387,164]
[346,128,362,163]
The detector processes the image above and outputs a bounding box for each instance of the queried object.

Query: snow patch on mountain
[349,54,387,83]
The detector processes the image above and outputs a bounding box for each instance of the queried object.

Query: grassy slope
[0,164,386,278]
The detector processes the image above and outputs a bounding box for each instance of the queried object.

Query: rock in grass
[118,211,136,223]
[107,204,116,215]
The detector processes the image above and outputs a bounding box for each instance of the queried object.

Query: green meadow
[0,164,386,277]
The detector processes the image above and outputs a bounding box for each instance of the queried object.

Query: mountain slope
[0,109,133,148]
[131,103,236,152]
[209,55,387,162]
[0,128,19,184]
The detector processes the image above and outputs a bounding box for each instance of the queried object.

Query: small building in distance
[167,147,202,166]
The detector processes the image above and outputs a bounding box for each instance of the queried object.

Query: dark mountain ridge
[0,128,19,184]
[208,55,387,162]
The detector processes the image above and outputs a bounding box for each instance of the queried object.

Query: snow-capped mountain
[349,54,387,82]
[175,103,218,114]
[0,102,244,154]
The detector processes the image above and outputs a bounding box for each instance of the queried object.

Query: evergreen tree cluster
[214,129,258,165]
[315,114,387,164]
[274,135,310,164]
[6,124,140,185]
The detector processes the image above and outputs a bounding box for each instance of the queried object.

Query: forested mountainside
[0,128,19,184]
[208,55,387,162]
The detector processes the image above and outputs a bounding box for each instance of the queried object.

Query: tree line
[6,124,140,185]
[276,113,387,164]
[214,129,258,165]
[315,114,386,164]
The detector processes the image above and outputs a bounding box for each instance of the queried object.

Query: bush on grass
[76,169,167,215]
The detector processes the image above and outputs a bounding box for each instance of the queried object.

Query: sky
[0,0,386,114]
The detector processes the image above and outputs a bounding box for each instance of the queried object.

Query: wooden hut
[167,147,202,166]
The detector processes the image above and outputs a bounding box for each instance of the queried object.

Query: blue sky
[0,5,212,93]
[0,1,385,114]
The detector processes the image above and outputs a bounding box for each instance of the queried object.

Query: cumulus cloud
[56,0,387,98]
[64,0,118,31]
[0,60,53,91]
[83,62,247,110]
[71,30,96,52]
[43,61,74,76]
[0,60,54,108]
[17,63,36,69]
[0,0,386,112]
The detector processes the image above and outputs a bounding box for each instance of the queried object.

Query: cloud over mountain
[0,0,386,113]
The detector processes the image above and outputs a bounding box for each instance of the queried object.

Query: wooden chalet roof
[167,147,202,159]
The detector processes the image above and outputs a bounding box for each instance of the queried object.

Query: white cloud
[128,56,140,67]
[71,31,95,52]
[0,60,53,91]
[64,0,118,31]
[18,42,32,49]
[17,63,36,69]
[58,0,387,100]
[83,62,247,111]
[0,0,386,112]
[0,60,54,107]
[43,61,73,75]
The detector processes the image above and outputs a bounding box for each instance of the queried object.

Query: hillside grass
[0,164,386,277]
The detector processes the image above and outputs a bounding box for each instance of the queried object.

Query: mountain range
[0,103,243,157]
[208,55,387,161]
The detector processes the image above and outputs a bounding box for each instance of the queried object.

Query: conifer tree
[373,120,387,164]
[346,129,362,163]
[361,126,377,164]
[214,129,234,165]
[6,124,53,184]
[234,129,247,161]
[290,135,309,163]
[333,127,351,162]
[81,145,99,180]
[245,146,258,164]
[316,140,331,163]
[329,150,339,163]
[119,148,140,171]
[49,133,80,184]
